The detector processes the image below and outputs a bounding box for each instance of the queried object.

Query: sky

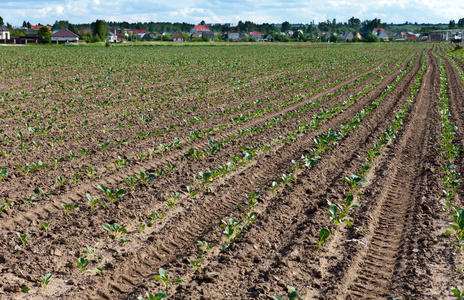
[1,0,464,26]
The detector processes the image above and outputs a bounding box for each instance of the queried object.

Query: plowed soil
[1,43,464,300]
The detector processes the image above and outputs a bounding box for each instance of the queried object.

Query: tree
[200,20,205,25]
[458,18,464,28]
[92,20,107,41]
[281,21,291,32]
[449,20,456,29]
[0,16,3,26]
[39,26,52,44]
[22,21,27,28]
[363,33,379,43]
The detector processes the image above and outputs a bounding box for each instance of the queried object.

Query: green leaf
[103,224,112,231]
[444,230,454,236]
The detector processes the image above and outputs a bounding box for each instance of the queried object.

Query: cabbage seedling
[137,292,167,300]
[187,257,204,272]
[87,193,106,210]
[0,199,12,214]
[82,243,99,262]
[39,273,52,291]
[40,222,51,232]
[79,148,90,158]
[72,173,79,184]
[103,223,127,239]
[123,175,140,190]
[444,208,464,254]
[340,194,359,214]
[451,286,463,300]
[139,171,157,184]
[16,232,30,247]
[154,268,184,290]
[186,186,198,198]
[50,157,64,168]
[198,241,217,256]
[0,168,7,180]
[77,257,90,273]
[61,203,78,220]
[165,163,176,172]
[221,218,244,245]
[148,212,165,226]
[56,176,68,188]
[84,166,99,178]
[327,204,351,226]
[136,222,147,232]
[317,228,331,248]
[273,286,307,300]
[98,185,125,204]
[343,174,368,194]
[265,181,278,195]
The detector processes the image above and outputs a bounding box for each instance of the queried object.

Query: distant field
[1,43,464,299]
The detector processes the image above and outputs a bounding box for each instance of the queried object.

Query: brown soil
[1,44,464,300]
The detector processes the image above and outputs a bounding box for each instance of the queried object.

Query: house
[172,31,184,42]
[108,32,118,43]
[249,31,262,40]
[341,32,354,42]
[190,25,211,34]
[263,35,272,42]
[190,32,200,40]
[406,33,418,41]
[142,32,156,41]
[378,32,389,41]
[0,26,10,40]
[227,31,240,41]
[202,31,215,41]
[51,28,79,43]
[429,29,463,42]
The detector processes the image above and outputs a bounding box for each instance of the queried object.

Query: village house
[0,25,10,40]
[172,31,184,42]
[249,31,262,40]
[51,28,79,43]
[227,31,240,41]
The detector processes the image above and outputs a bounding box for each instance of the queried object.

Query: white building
[51,28,79,43]
[0,26,10,40]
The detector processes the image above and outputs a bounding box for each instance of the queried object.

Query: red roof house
[249,31,262,40]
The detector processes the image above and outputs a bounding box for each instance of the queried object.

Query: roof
[78,30,91,34]
[132,29,146,34]
[342,32,352,40]
[31,25,52,31]
[373,28,386,34]
[249,31,262,35]
[51,28,79,38]
[194,25,210,32]
[0,25,10,31]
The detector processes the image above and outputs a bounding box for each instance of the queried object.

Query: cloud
[1,0,463,26]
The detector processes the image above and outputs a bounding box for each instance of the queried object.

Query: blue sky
[2,0,463,26]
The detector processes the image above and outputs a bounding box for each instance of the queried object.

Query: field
[1,43,464,299]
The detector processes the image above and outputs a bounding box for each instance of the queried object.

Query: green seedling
[154,268,184,290]
[265,181,278,195]
[452,286,464,300]
[444,208,464,254]
[327,204,351,226]
[21,285,31,292]
[139,171,157,184]
[50,157,64,168]
[22,194,36,206]
[221,218,244,247]
[40,222,51,232]
[16,231,30,247]
[194,170,213,189]
[186,186,198,198]
[136,222,147,233]
[39,273,52,291]
[340,194,359,214]
[34,187,51,198]
[137,292,167,300]
[123,175,140,190]
[273,286,307,300]
[135,153,148,160]
[79,148,90,158]
[56,175,69,188]
[120,238,130,243]
[165,163,176,173]
[61,203,78,220]
[77,257,90,273]
[98,185,125,204]
[72,173,79,184]
[32,141,43,149]
[343,174,368,195]
[317,228,331,248]
[84,166,99,178]
[87,193,107,210]
[198,241,217,256]
[0,168,8,180]
[148,212,165,227]
[67,150,77,161]
[98,140,112,151]
[82,243,99,262]
[165,192,180,210]
[187,257,204,272]
[238,191,259,226]
[103,223,127,239]
[0,199,12,214]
